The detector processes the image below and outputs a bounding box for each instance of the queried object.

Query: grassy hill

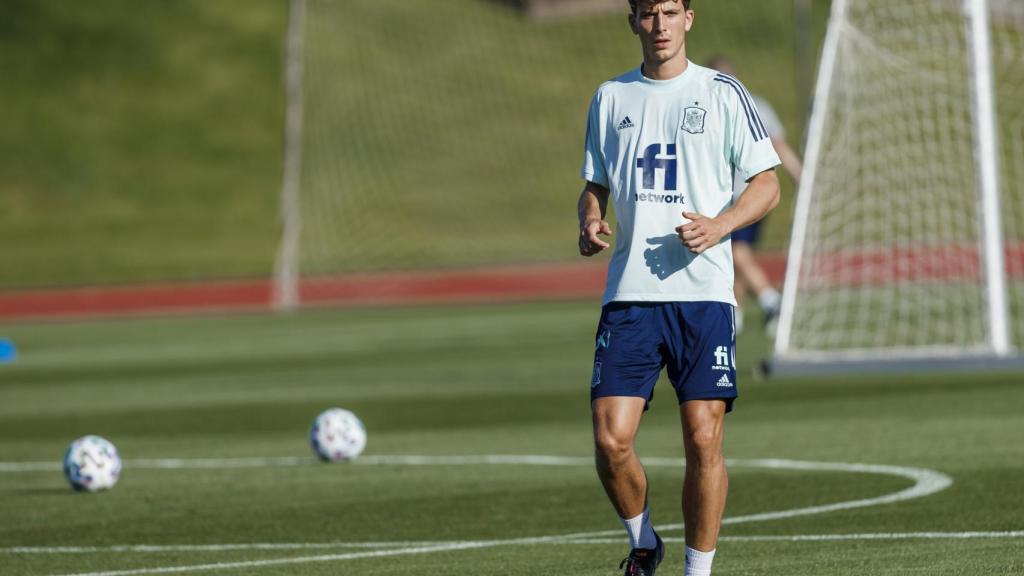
[0,0,824,289]
[0,0,284,288]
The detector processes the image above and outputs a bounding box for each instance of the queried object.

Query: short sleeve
[581,93,609,188]
[718,76,781,183]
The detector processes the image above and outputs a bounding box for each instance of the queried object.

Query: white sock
[758,288,781,312]
[684,547,716,576]
[620,508,657,549]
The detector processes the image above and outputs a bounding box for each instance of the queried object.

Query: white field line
[47,529,660,576]
[6,542,456,554]
[41,532,1024,576]
[46,538,547,576]
[3,455,953,539]
[696,458,952,528]
[0,455,599,472]
[9,532,1024,556]
[0,454,957,576]
[552,457,954,539]
[571,531,1024,544]
[0,455,953,530]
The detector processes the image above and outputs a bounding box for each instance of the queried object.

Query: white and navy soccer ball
[310,408,366,462]
[63,435,122,492]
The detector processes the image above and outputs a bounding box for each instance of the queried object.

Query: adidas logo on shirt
[616,116,635,131]
[716,374,734,388]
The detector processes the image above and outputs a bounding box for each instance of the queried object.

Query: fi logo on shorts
[595,329,611,350]
[712,345,734,371]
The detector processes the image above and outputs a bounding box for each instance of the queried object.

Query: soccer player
[576,2,780,575]
[706,55,803,335]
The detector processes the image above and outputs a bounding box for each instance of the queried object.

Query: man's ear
[627,12,638,35]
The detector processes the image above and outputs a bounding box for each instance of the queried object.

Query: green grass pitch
[1,301,1022,575]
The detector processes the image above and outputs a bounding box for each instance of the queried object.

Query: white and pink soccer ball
[310,408,366,462]
[63,435,122,492]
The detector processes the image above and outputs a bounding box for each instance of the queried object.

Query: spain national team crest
[682,106,706,134]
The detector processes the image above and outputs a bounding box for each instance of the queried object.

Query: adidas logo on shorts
[716,373,733,388]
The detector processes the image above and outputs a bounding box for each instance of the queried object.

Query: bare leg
[732,241,772,299]
[680,399,728,551]
[733,268,749,309]
[593,396,649,518]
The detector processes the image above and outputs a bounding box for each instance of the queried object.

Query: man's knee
[592,397,645,465]
[682,402,726,465]
[684,424,721,454]
[594,428,634,464]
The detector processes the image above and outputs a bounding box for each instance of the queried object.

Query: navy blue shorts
[731,220,760,244]
[590,302,738,412]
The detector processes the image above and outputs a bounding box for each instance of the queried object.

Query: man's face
[629,1,694,66]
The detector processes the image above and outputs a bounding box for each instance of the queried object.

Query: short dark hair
[629,0,691,13]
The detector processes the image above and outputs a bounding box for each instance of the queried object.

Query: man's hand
[579,218,612,256]
[577,181,611,257]
[676,211,729,254]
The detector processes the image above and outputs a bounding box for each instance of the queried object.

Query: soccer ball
[310,408,366,462]
[63,435,122,492]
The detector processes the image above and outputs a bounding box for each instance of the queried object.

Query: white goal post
[773,0,1024,375]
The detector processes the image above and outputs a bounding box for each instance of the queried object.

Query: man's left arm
[676,169,780,254]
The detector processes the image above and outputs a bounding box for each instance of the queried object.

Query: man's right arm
[577,181,612,257]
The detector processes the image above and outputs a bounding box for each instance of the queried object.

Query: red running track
[0,253,774,320]
[0,261,618,320]
[6,244,1024,321]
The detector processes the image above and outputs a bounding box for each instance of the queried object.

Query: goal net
[773,0,1024,373]
[272,0,809,309]
[273,0,638,308]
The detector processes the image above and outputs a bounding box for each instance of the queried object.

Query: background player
[706,55,803,335]
[577,1,781,574]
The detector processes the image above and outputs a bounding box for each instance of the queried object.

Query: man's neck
[641,55,689,81]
